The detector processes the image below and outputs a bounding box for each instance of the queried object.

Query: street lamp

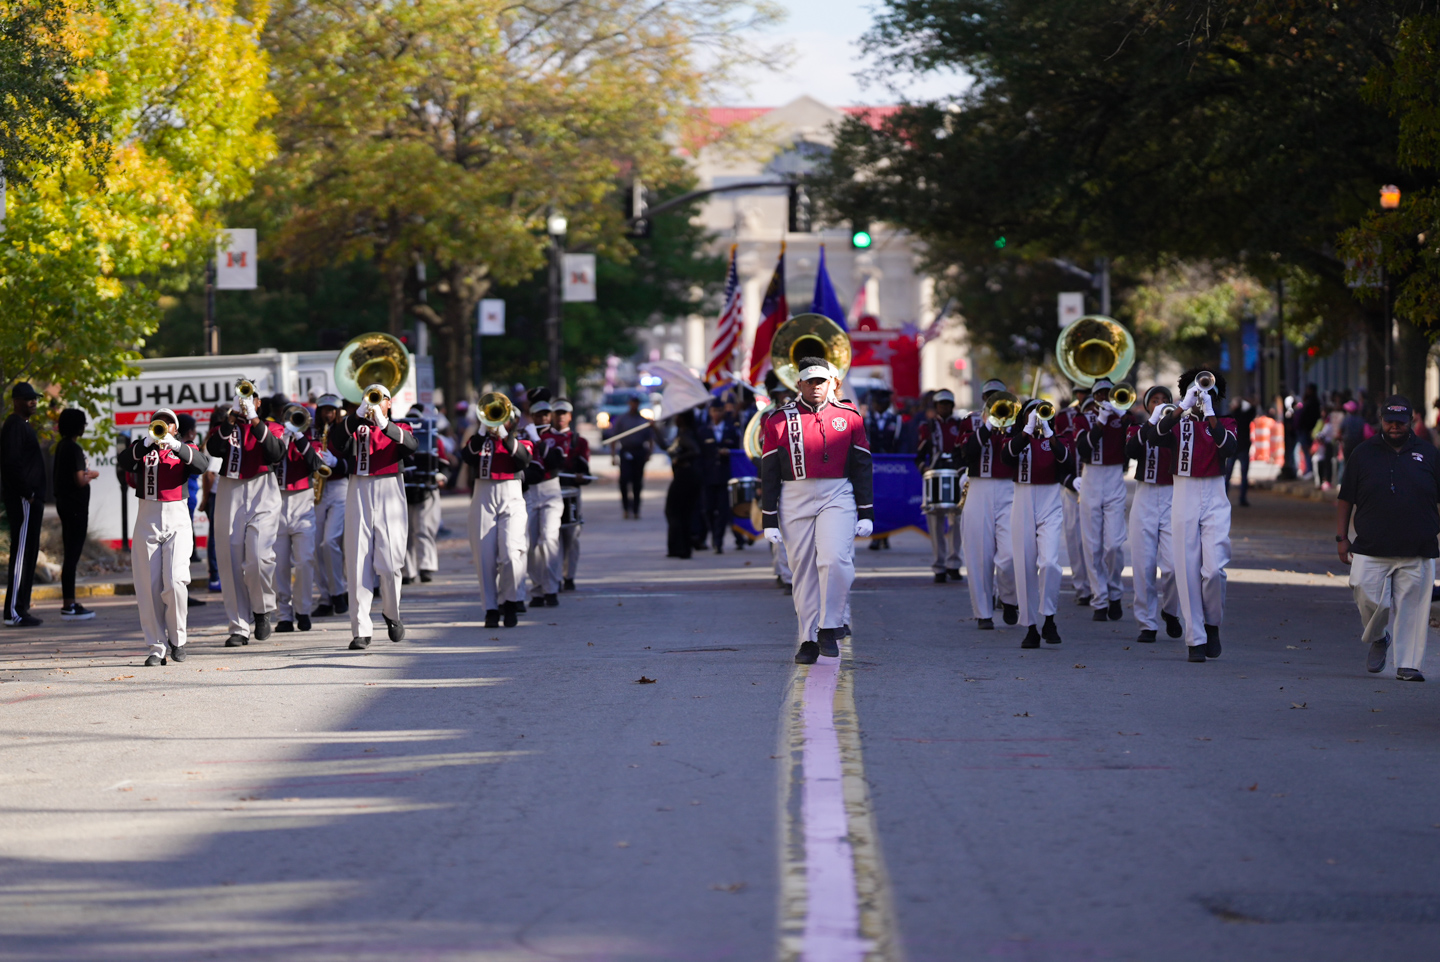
[1380,186,1400,392]
[546,212,567,395]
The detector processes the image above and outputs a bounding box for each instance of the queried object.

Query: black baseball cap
[1382,395,1413,423]
[11,382,38,401]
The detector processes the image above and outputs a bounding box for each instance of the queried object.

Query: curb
[30,583,135,602]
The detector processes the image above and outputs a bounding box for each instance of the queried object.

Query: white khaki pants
[274,489,317,622]
[960,477,1017,620]
[1011,483,1064,627]
[560,520,581,581]
[1128,482,1179,631]
[470,479,527,610]
[404,490,442,578]
[345,474,407,639]
[1171,474,1231,647]
[1081,462,1128,608]
[1350,554,1434,672]
[1061,485,1090,595]
[133,499,193,658]
[772,539,792,584]
[927,509,962,574]
[313,478,348,602]
[780,478,857,643]
[214,473,280,637]
[526,479,563,598]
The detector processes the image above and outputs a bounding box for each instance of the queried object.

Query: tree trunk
[414,261,490,414]
[1395,317,1430,410]
[387,260,407,338]
[1364,306,1388,406]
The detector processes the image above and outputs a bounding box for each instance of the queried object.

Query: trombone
[283,403,312,434]
[985,391,1022,430]
[1034,400,1056,422]
[478,392,514,433]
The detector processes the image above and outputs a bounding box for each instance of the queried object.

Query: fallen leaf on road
[1117,732,1140,736]
[1290,702,1307,709]
[1073,664,1087,669]
[616,841,630,848]
[1247,783,1259,791]
[587,642,594,646]
[711,882,747,893]
[1371,708,1382,712]
[1196,737,1212,741]
[108,675,133,681]
[1286,645,1299,650]
[651,741,666,746]
[1014,712,1030,717]
[635,676,657,684]
[214,667,229,671]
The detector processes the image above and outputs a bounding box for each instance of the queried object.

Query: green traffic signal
[994,236,1006,249]
[852,229,873,249]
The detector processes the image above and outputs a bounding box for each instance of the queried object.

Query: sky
[721,0,967,108]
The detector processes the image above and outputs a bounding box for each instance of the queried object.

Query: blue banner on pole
[728,451,928,538]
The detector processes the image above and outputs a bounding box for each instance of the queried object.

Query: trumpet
[985,391,1022,430]
[283,404,312,434]
[1195,371,1216,391]
[1110,384,1137,409]
[236,378,257,400]
[365,386,385,406]
[1035,400,1057,422]
[148,419,170,441]
[1157,403,1180,421]
[479,391,514,433]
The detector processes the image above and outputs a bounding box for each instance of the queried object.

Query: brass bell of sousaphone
[770,312,852,390]
[1055,315,1135,389]
[334,332,411,405]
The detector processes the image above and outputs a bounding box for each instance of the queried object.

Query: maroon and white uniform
[1075,405,1135,613]
[526,428,567,600]
[313,416,350,612]
[206,416,285,639]
[547,427,591,584]
[959,420,1018,621]
[1002,427,1073,627]
[338,412,417,640]
[918,415,967,575]
[1144,409,1238,649]
[463,432,534,612]
[1125,424,1179,633]
[761,398,873,643]
[1053,404,1091,597]
[119,433,205,658]
[274,429,324,624]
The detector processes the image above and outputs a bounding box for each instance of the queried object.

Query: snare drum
[922,468,962,512]
[728,476,758,517]
[560,487,582,527]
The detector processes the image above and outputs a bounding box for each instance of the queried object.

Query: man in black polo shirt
[2,382,45,628]
[1336,395,1440,681]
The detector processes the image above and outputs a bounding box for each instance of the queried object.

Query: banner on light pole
[478,298,505,335]
[562,253,597,302]
[1058,291,1085,327]
[216,229,257,290]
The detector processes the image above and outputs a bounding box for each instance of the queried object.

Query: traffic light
[851,224,873,249]
[787,184,813,233]
[625,180,650,239]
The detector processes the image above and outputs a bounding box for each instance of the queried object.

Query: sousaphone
[769,312,852,390]
[1055,315,1134,388]
[334,332,411,404]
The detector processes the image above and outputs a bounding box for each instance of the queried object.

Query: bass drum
[560,487,582,527]
[922,468,962,512]
[728,476,758,518]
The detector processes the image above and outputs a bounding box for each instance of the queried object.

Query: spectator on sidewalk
[52,409,100,621]
[1227,396,1257,506]
[664,411,702,558]
[606,395,657,520]
[2,382,45,627]
[1336,395,1440,682]
[1296,384,1321,477]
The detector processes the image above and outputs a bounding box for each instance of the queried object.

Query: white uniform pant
[526,479,563,597]
[960,478,1016,620]
[1081,463,1127,608]
[1171,475,1231,647]
[470,479,527,610]
[214,473,280,636]
[560,523,581,581]
[1349,554,1434,673]
[1010,484,1063,628]
[274,490,316,622]
[779,478,856,643]
[132,499,193,658]
[1127,482,1178,631]
[772,539,792,584]
[313,478,348,602]
[345,474,407,639]
[1061,485,1090,595]
[927,509,962,574]
[404,490,441,578]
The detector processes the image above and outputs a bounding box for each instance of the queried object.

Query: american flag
[706,245,742,386]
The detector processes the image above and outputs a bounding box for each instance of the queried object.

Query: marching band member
[206,382,285,647]
[1142,369,1237,662]
[916,389,966,584]
[1125,387,1184,644]
[1003,400,1072,648]
[863,387,903,551]
[1053,386,1092,605]
[1075,378,1135,622]
[463,402,533,628]
[272,400,324,633]
[761,358,873,665]
[119,409,205,665]
[764,375,796,594]
[525,399,565,607]
[311,395,349,617]
[402,404,451,585]
[959,380,1019,629]
[548,399,589,589]
[337,384,417,650]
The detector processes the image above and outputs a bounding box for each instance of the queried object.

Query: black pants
[702,483,731,550]
[665,470,701,558]
[619,454,647,515]
[204,492,219,581]
[4,495,41,621]
[56,499,89,601]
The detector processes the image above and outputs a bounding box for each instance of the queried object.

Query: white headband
[797,364,831,382]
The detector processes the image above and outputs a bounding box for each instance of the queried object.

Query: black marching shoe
[502,601,518,628]
[934,572,948,585]
[1163,611,1183,638]
[276,620,295,633]
[1397,668,1426,682]
[531,595,548,608]
[817,628,840,658]
[169,644,187,662]
[314,603,334,618]
[977,618,994,630]
[947,568,963,582]
[544,593,559,607]
[224,634,248,647]
[783,583,793,596]
[1002,603,1019,626]
[144,653,166,667]
[1076,594,1092,607]
[1367,633,1390,673]
[252,612,272,641]
[838,624,852,639]
[420,571,434,583]
[515,600,528,613]
[1108,599,1123,621]
[1021,626,1042,648]
[563,578,576,591]
[1204,624,1222,659]
[297,614,311,632]
[794,641,820,665]
[333,593,349,615]
[484,609,501,629]
[1187,644,1207,663]
[349,636,371,650]
[384,616,405,642]
[1137,629,1157,644]
[401,576,414,586]
[1042,615,1062,645]
[868,539,883,551]
[1093,608,1110,622]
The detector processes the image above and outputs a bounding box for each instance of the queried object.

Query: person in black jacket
[52,409,101,621]
[698,399,741,553]
[2,382,46,627]
[665,412,703,559]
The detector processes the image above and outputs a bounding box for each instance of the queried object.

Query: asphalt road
[1,482,1436,961]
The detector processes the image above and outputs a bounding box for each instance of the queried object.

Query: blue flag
[811,245,847,331]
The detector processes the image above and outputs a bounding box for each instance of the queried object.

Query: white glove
[1072,474,1084,498]
[495,424,508,440]
[284,422,300,439]
[1024,410,1039,435]
[320,450,338,468]
[239,397,257,420]
[356,400,371,421]
[1181,384,1202,410]
[764,527,783,545]
[143,434,156,448]
[1109,400,1129,417]
[161,434,182,451]
[1148,405,1166,425]
[1200,394,1215,418]
[372,408,388,430]
[855,519,873,538]
[1041,419,1054,439]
